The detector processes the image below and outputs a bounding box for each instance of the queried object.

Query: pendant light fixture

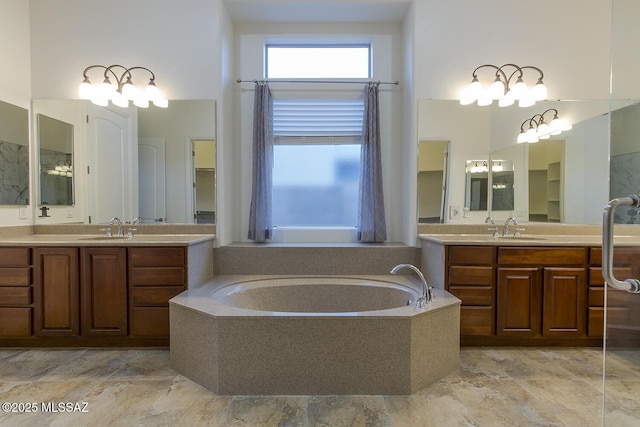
[460,63,547,108]
[79,64,168,108]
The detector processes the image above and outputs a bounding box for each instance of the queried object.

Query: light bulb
[531,78,547,101]
[78,78,93,99]
[489,76,505,100]
[510,77,526,100]
[121,77,137,100]
[145,80,160,101]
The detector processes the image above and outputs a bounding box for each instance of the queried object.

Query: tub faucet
[110,217,124,237]
[502,217,518,236]
[390,263,433,307]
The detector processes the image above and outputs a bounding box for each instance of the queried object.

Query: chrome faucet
[502,217,518,236]
[390,263,434,307]
[484,216,495,225]
[109,217,124,237]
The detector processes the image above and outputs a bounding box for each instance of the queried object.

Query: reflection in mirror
[0,100,29,205]
[417,141,448,223]
[528,139,563,222]
[611,101,640,224]
[38,114,74,206]
[491,160,514,211]
[465,160,488,211]
[193,139,216,223]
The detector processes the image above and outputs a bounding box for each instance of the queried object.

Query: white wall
[0,0,31,226]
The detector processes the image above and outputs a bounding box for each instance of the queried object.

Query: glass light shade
[121,78,138,100]
[531,79,547,101]
[153,97,169,108]
[498,91,515,107]
[98,77,116,98]
[145,80,160,101]
[526,127,539,143]
[489,77,505,100]
[78,78,93,99]
[536,122,550,137]
[517,132,528,143]
[133,95,149,108]
[538,133,551,139]
[459,86,475,105]
[560,119,572,131]
[492,162,503,172]
[112,92,129,108]
[476,89,493,106]
[550,117,563,135]
[467,78,482,100]
[518,92,535,108]
[510,78,526,100]
[90,95,109,107]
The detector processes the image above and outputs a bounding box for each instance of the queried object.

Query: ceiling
[223,0,411,22]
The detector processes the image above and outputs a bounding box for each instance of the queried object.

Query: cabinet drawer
[589,266,634,286]
[0,287,31,305]
[0,248,30,267]
[588,307,629,337]
[448,286,492,305]
[0,268,30,287]
[130,307,169,337]
[0,307,32,337]
[128,247,185,268]
[131,286,184,306]
[449,246,494,265]
[588,286,628,307]
[460,306,493,336]
[449,266,493,286]
[129,268,185,286]
[498,247,587,266]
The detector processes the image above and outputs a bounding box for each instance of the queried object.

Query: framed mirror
[37,114,74,206]
[0,100,29,205]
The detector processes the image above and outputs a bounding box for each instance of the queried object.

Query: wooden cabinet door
[497,268,541,336]
[542,268,587,337]
[81,248,128,336]
[34,248,79,337]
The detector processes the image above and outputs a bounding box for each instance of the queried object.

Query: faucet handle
[514,227,525,237]
[488,227,499,238]
[99,227,112,237]
[126,228,137,238]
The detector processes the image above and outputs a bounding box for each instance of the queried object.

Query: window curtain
[357,82,387,242]
[248,82,274,242]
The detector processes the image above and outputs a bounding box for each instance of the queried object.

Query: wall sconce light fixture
[467,161,489,173]
[460,63,547,107]
[78,64,168,108]
[516,108,572,143]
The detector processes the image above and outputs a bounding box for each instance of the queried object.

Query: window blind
[273,98,364,140]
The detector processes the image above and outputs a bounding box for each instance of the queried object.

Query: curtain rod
[235,78,399,85]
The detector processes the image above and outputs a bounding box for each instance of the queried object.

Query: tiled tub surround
[170,275,461,395]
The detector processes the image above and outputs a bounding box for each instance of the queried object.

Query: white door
[85,104,135,224]
[138,137,166,222]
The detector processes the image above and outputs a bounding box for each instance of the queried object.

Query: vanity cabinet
[128,247,186,339]
[0,248,33,338]
[497,248,588,340]
[81,247,128,336]
[34,247,79,337]
[447,246,495,336]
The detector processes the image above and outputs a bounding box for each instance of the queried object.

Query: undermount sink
[80,236,132,241]
[494,236,547,241]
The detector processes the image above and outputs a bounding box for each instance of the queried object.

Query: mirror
[0,100,29,205]
[32,99,216,224]
[419,99,616,224]
[37,114,74,206]
[464,160,488,211]
[490,159,514,211]
[527,139,563,222]
[610,101,640,224]
[417,140,448,223]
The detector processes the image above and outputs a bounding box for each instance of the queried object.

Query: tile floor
[0,347,637,426]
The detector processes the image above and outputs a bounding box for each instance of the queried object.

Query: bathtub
[169,275,461,395]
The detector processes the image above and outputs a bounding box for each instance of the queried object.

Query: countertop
[419,234,640,247]
[0,234,215,247]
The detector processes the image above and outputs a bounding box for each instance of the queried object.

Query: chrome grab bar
[602,194,640,293]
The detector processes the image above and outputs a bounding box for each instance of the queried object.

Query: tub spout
[390,263,433,307]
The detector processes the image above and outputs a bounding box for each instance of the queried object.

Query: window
[266,43,370,234]
[266,45,371,79]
